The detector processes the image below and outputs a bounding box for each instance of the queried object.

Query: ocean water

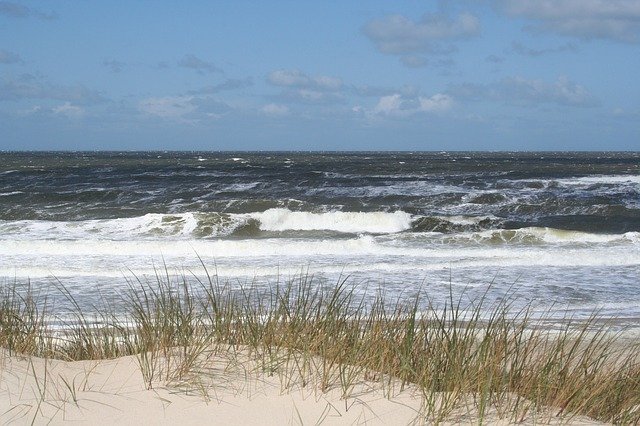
[1,152,639,322]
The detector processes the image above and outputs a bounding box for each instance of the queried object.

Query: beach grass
[1,269,639,424]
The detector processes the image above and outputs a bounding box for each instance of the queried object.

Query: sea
[1,152,639,325]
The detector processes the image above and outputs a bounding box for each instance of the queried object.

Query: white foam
[0,212,250,240]
[251,208,413,234]
[556,175,640,186]
[1,235,638,267]
[436,215,499,225]
[216,182,260,193]
[468,227,631,244]
[307,182,464,197]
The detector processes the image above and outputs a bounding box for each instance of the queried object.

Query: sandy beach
[0,347,609,425]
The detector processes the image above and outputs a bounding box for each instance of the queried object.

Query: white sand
[0,349,604,425]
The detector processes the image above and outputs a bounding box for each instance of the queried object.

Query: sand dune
[0,348,604,425]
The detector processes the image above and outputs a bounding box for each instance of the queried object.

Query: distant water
[1,152,639,322]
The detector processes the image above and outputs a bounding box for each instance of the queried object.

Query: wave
[0,209,415,239]
[555,175,640,186]
[0,191,24,197]
[447,227,640,245]
[2,209,639,242]
[1,236,638,269]
[251,209,412,234]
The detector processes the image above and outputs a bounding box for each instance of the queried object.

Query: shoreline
[1,277,639,424]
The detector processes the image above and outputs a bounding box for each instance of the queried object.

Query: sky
[0,0,639,151]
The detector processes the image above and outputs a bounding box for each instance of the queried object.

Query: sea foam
[251,208,412,234]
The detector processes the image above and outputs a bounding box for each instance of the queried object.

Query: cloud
[103,59,125,73]
[0,1,56,20]
[0,74,106,104]
[373,93,453,116]
[188,78,253,95]
[276,89,344,105]
[138,96,196,121]
[363,12,480,61]
[449,76,599,107]
[485,54,504,63]
[188,96,231,118]
[154,61,171,70]
[138,94,232,122]
[267,70,342,91]
[351,85,397,98]
[261,103,289,117]
[178,54,221,74]
[267,70,344,104]
[351,84,421,98]
[52,102,85,119]
[495,0,640,42]
[400,55,429,68]
[509,41,578,56]
[0,49,22,64]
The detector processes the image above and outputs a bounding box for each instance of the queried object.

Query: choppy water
[1,152,639,321]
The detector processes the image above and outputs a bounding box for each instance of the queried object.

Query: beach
[0,347,610,425]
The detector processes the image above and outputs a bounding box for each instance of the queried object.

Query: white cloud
[510,41,577,56]
[138,96,196,120]
[178,54,221,74]
[52,102,85,119]
[267,70,344,105]
[363,12,480,55]
[374,94,403,115]
[496,0,640,42]
[0,74,105,104]
[267,70,342,91]
[261,103,289,117]
[419,94,455,112]
[373,93,453,116]
[449,76,599,107]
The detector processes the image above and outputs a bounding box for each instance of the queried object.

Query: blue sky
[1,0,639,150]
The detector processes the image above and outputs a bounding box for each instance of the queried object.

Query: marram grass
[1,270,639,424]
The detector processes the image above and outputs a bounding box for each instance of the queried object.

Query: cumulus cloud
[495,0,640,42]
[0,74,105,104]
[449,76,599,107]
[0,49,22,64]
[0,1,56,19]
[261,103,289,117]
[373,93,453,116]
[178,54,221,74]
[363,12,480,66]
